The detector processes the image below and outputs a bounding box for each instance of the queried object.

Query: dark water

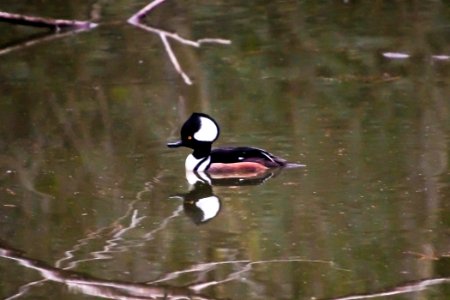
[0,1,449,299]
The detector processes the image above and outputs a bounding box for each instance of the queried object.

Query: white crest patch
[193,116,218,142]
[195,196,220,222]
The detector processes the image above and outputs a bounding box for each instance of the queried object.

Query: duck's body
[209,146,287,174]
[168,113,299,176]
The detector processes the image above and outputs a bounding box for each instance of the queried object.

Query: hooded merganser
[167,113,302,176]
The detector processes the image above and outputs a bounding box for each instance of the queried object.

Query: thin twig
[160,33,193,85]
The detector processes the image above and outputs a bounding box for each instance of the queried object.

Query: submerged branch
[0,11,97,57]
[0,11,97,30]
[0,242,216,300]
[330,277,450,300]
[127,0,231,85]
[128,20,230,48]
[160,33,193,85]
[127,0,167,24]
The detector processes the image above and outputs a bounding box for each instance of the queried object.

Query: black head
[167,113,220,150]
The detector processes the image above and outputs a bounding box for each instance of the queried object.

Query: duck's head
[167,113,220,150]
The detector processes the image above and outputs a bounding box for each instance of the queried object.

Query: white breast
[185,170,211,185]
[185,154,210,172]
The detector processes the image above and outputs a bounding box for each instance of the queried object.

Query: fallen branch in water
[0,11,97,30]
[127,0,167,24]
[127,0,231,85]
[329,277,450,300]
[0,242,216,300]
[0,11,97,57]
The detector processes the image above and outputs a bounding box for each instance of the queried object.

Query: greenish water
[0,1,449,299]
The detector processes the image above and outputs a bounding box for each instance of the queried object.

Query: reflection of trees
[196,1,450,298]
[0,1,449,299]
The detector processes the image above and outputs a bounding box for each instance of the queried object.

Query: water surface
[0,1,449,299]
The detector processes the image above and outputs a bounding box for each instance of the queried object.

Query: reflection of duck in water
[167,113,303,178]
[172,171,277,225]
[173,180,221,225]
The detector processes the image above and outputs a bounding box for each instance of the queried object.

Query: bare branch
[0,243,217,300]
[128,0,231,85]
[0,11,97,57]
[0,11,97,30]
[330,277,450,300]
[127,0,167,24]
[197,38,232,46]
[160,33,193,85]
[129,19,231,48]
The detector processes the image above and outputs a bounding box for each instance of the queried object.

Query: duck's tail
[284,162,306,169]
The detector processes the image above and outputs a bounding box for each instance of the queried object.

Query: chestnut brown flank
[208,162,269,175]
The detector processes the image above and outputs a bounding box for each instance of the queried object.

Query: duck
[167,113,301,176]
